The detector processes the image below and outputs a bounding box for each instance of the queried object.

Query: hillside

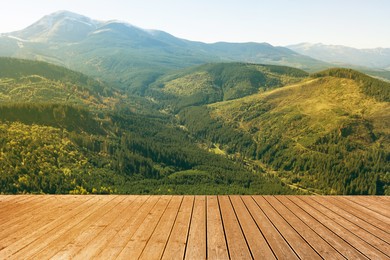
[0,57,117,109]
[0,105,292,195]
[0,58,294,195]
[180,69,390,194]
[0,11,327,91]
[146,63,308,110]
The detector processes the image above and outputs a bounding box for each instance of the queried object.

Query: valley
[0,11,389,195]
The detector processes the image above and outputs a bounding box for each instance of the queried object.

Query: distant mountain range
[0,11,389,195]
[288,43,390,70]
[2,11,390,88]
[0,11,328,90]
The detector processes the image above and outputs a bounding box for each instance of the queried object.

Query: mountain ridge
[0,11,389,195]
[194,69,390,194]
[0,10,328,90]
[0,57,295,195]
[288,42,390,70]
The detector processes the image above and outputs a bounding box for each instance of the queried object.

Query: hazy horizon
[1,0,389,49]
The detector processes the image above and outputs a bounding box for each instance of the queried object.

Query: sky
[0,0,389,48]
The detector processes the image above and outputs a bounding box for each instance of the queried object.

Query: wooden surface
[0,195,389,259]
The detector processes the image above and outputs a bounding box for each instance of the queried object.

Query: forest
[179,69,390,195]
[0,102,293,195]
[0,58,389,195]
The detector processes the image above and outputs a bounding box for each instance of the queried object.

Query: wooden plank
[0,195,51,226]
[325,197,390,240]
[348,196,390,213]
[277,196,367,259]
[0,194,34,205]
[253,196,321,260]
[265,196,344,259]
[230,196,275,259]
[116,196,172,259]
[205,196,229,260]
[362,195,390,206]
[0,195,102,258]
[0,195,388,259]
[161,196,194,260]
[0,195,21,202]
[334,196,390,231]
[346,196,390,218]
[72,195,147,259]
[339,196,390,220]
[0,196,88,252]
[34,196,136,259]
[7,196,117,259]
[0,195,56,240]
[139,196,183,260]
[293,196,388,259]
[0,195,37,220]
[242,196,298,259]
[219,195,252,259]
[97,196,159,259]
[309,196,390,255]
[184,196,207,260]
[0,195,76,231]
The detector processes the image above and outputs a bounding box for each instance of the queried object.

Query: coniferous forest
[0,27,390,195]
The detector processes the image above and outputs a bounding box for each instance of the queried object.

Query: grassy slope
[0,57,119,109]
[147,63,308,110]
[212,77,389,142]
[208,72,389,194]
[0,58,295,195]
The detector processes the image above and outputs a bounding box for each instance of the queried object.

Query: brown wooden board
[96,195,160,259]
[73,195,147,259]
[116,196,172,259]
[206,196,229,260]
[346,196,390,218]
[219,196,252,259]
[0,195,388,259]
[242,196,298,259]
[161,196,194,260]
[230,196,276,259]
[293,196,388,259]
[276,196,367,259]
[253,196,322,259]
[184,196,207,259]
[264,196,344,259]
[139,196,183,260]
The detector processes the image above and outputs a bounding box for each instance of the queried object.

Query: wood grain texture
[0,195,388,259]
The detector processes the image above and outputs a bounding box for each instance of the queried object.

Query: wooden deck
[0,195,389,259]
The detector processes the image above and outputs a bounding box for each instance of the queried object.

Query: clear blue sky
[1,0,389,48]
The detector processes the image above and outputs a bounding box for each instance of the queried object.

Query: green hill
[147,63,308,110]
[180,68,390,194]
[0,57,117,109]
[0,58,294,195]
[2,57,388,195]
[0,108,293,195]
[0,11,328,93]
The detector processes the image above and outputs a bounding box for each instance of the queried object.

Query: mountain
[1,57,389,195]
[288,43,390,70]
[146,62,308,110]
[1,11,389,196]
[0,11,328,91]
[0,57,117,107]
[0,57,294,195]
[178,68,390,195]
[10,11,101,43]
